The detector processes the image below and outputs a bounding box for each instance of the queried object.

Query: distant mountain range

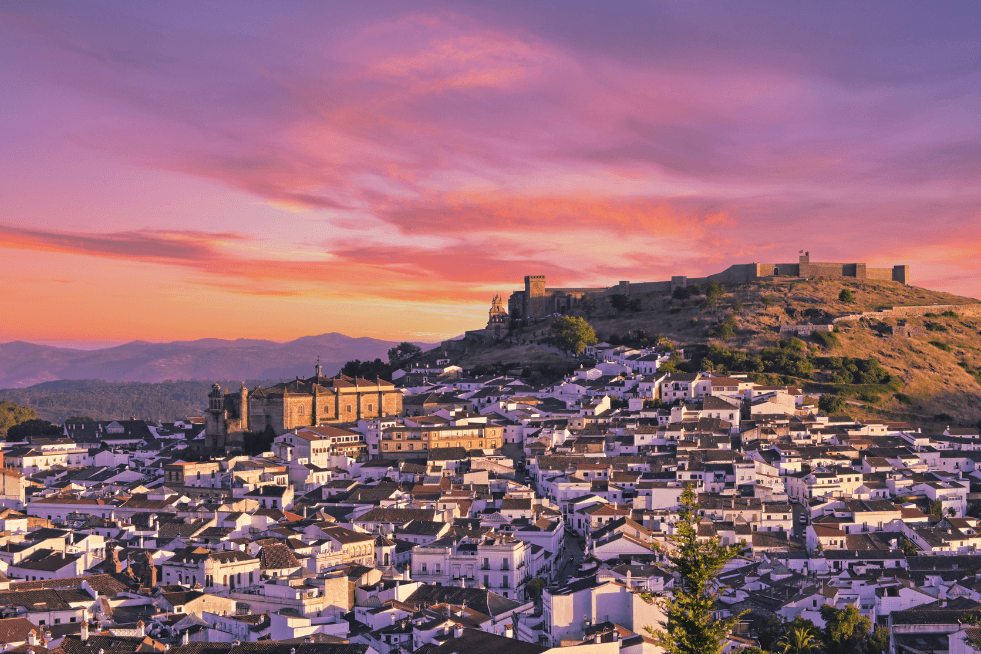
[0,333,435,388]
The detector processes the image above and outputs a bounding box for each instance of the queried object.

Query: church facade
[204,364,403,454]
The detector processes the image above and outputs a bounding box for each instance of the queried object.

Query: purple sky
[1,1,979,343]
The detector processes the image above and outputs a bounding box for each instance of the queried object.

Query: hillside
[0,333,433,388]
[451,277,981,427]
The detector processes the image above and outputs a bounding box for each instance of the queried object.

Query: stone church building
[205,364,402,454]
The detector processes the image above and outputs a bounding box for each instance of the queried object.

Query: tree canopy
[645,485,743,654]
[6,418,62,440]
[387,342,423,366]
[0,401,37,437]
[609,294,630,314]
[549,316,597,356]
[341,358,392,380]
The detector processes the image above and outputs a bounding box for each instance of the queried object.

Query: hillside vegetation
[0,401,37,436]
[446,278,981,427]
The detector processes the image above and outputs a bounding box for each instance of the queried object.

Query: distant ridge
[0,333,434,388]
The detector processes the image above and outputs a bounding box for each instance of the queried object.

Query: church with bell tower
[204,363,403,454]
[485,294,509,338]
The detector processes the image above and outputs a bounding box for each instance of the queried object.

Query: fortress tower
[524,275,547,319]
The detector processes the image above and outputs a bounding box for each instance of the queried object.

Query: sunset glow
[2,2,979,344]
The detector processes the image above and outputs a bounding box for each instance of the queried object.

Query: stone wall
[833,304,981,324]
[779,324,833,335]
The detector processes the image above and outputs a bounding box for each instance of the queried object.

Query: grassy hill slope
[447,277,981,427]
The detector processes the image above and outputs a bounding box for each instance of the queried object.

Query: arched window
[298,406,305,416]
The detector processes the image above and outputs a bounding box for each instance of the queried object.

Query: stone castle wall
[509,254,911,319]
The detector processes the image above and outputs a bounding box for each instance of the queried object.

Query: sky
[1,1,979,346]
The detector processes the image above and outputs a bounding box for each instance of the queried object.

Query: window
[346,405,352,413]
[299,406,305,416]
[368,404,374,412]
[422,563,427,573]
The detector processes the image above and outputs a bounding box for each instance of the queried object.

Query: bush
[819,394,847,414]
[858,390,881,404]
[926,322,947,332]
[895,392,913,405]
[761,295,773,309]
[709,315,737,340]
[812,330,840,348]
[839,288,856,303]
[929,340,952,352]
[942,310,960,318]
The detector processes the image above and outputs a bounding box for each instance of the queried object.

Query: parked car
[799,514,808,524]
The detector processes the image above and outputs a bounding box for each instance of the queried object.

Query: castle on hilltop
[503,252,910,320]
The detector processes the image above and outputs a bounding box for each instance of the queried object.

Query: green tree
[7,418,61,440]
[929,501,943,519]
[839,288,855,304]
[819,394,846,414]
[341,358,391,379]
[0,401,38,437]
[628,297,644,313]
[673,287,690,301]
[580,296,597,318]
[644,485,743,654]
[705,282,725,306]
[243,425,277,455]
[777,624,819,654]
[550,316,597,356]
[709,316,737,340]
[899,536,918,556]
[526,577,547,601]
[752,613,786,652]
[387,342,423,366]
[761,295,774,309]
[610,294,630,314]
[820,605,871,654]
[868,625,889,654]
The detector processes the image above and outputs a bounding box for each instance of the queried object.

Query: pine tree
[645,485,744,654]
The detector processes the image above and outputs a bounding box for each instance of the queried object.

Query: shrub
[858,390,881,404]
[839,288,855,303]
[929,340,952,352]
[812,330,840,348]
[819,394,847,414]
[926,322,947,332]
[709,315,737,340]
[942,310,960,318]
[895,392,913,405]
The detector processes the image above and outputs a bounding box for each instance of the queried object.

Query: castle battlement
[505,252,910,319]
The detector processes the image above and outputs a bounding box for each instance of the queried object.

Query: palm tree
[777,625,819,654]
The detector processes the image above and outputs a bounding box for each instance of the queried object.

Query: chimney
[504,624,513,639]
[454,625,464,638]
[137,620,145,638]
[28,631,37,646]
[81,622,89,642]
[594,634,602,644]
[182,632,189,645]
